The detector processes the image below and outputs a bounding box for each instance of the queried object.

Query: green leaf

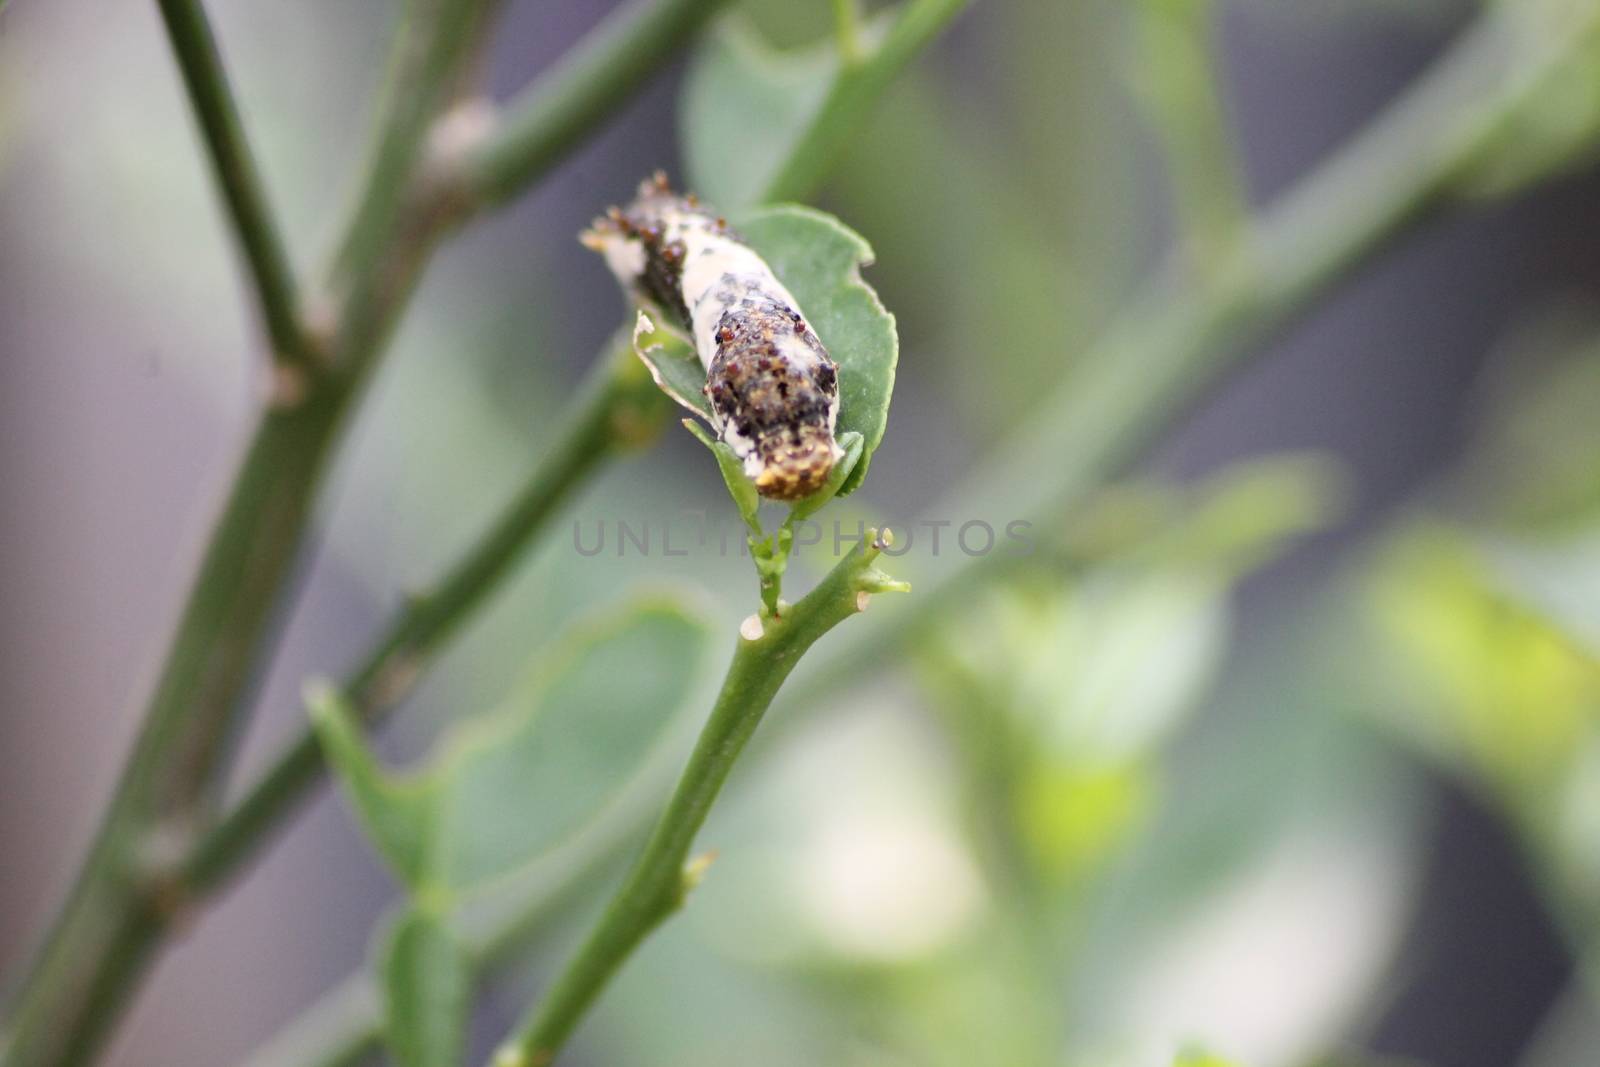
[632,312,711,419]
[308,684,434,889]
[684,419,762,531]
[380,908,471,1067]
[738,207,897,497]
[312,599,710,898]
[680,19,840,212]
[629,207,898,500]
[1175,1051,1243,1067]
[433,600,707,891]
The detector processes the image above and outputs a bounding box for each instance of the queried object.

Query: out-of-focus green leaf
[1039,569,1231,762]
[1127,0,1248,265]
[950,465,1326,767]
[1174,1050,1243,1067]
[629,206,897,499]
[380,909,471,1067]
[739,206,897,496]
[308,684,434,889]
[924,455,1338,890]
[1366,525,1600,799]
[1016,759,1149,886]
[680,19,840,211]
[1481,532,1600,654]
[312,599,710,899]
[434,601,707,890]
[1462,327,1600,528]
[1136,454,1345,573]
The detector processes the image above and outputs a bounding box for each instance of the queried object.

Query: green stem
[324,0,502,377]
[491,536,906,1067]
[761,0,975,204]
[154,0,313,369]
[183,344,668,894]
[458,0,737,209]
[752,517,796,618]
[1129,0,1250,273]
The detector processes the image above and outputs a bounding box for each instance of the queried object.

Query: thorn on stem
[132,819,199,930]
[366,652,423,712]
[682,849,719,893]
[491,1048,533,1067]
[267,362,309,410]
[300,293,342,365]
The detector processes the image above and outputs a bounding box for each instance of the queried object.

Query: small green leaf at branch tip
[632,312,711,418]
[306,681,432,891]
[856,566,911,598]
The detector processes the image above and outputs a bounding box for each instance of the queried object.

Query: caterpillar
[582,172,843,501]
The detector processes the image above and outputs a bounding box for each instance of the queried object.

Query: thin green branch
[183,344,669,894]
[1129,0,1250,272]
[458,0,738,210]
[155,0,313,369]
[324,0,504,378]
[762,0,974,204]
[490,536,907,1067]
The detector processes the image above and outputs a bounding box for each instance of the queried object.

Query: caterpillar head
[750,420,844,501]
[705,303,843,502]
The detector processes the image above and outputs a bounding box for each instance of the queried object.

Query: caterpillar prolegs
[582,173,843,501]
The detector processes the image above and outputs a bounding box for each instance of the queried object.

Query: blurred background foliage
[5,0,1600,1065]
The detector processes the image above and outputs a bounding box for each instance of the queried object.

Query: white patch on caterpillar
[602,235,648,282]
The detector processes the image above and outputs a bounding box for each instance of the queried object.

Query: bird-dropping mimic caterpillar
[582,173,843,501]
